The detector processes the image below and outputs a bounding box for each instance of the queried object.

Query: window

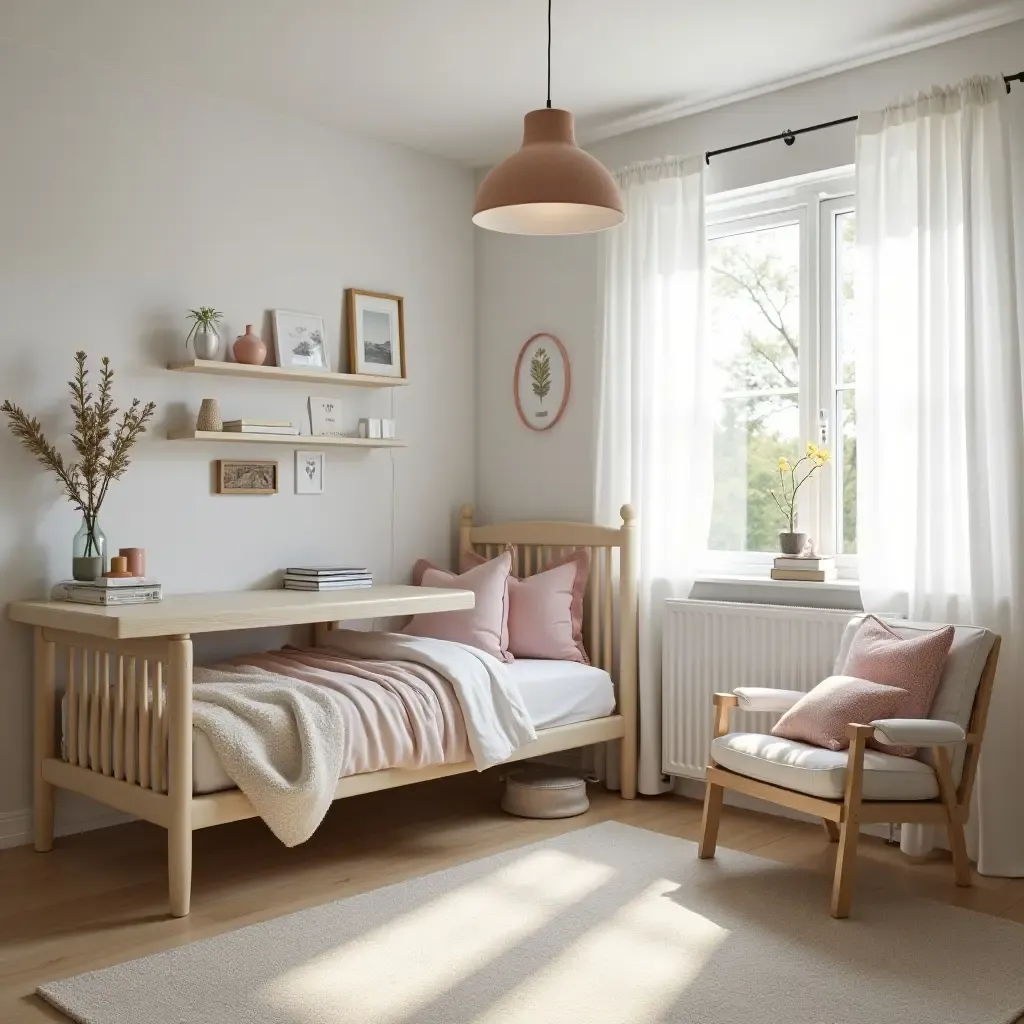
[706,173,856,570]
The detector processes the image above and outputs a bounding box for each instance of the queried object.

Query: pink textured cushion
[403,549,513,663]
[841,615,954,753]
[771,676,909,751]
[462,548,589,663]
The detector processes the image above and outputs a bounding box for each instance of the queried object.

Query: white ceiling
[4,0,1023,164]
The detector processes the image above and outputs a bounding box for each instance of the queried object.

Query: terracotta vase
[233,325,267,366]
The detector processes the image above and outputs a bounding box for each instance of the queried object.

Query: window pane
[709,223,801,392]
[710,394,800,552]
[840,388,857,554]
[836,211,856,385]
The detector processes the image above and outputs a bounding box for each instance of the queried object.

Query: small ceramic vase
[196,398,223,432]
[119,547,146,577]
[233,324,267,366]
[190,325,221,360]
[778,531,808,556]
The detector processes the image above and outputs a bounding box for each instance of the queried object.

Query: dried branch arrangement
[2,352,156,552]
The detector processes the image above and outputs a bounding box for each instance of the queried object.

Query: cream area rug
[39,822,1024,1024]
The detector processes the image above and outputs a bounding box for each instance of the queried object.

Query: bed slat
[125,658,137,785]
[67,647,78,765]
[100,653,112,776]
[139,660,151,790]
[113,656,125,780]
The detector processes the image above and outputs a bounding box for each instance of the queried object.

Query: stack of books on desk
[223,419,299,436]
[284,567,372,591]
[770,555,836,582]
[59,579,163,605]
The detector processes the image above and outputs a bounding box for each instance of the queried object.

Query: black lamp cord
[546,0,552,108]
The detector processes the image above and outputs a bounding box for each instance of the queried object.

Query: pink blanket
[225,647,473,778]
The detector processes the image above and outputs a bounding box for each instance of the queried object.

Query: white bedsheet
[190,657,615,795]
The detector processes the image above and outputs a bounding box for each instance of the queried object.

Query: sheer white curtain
[856,77,1024,875]
[594,155,712,795]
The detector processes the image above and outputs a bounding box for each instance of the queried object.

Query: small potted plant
[2,353,156,581]
[185,307,224,360]
[769,442,831,554]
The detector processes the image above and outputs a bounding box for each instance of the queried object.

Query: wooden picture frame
[215,460,278,495]
[514,333,571,431]
[346,289,406,379]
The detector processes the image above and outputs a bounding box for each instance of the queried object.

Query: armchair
[697,617,1001,919]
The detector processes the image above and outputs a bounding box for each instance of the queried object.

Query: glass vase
[72,516,107,581]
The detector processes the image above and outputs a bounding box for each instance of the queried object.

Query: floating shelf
[168,358,408,388]
[167,429,406,449]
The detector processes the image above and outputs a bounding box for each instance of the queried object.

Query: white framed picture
[308,396,344,436]
[272,311,329,371]
[346,289,406,379]
[294,450,325,494]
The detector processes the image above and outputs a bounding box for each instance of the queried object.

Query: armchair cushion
[733,687,806,713]
[769,676,907,751]
[711,733,939,801]
[871,719,966,747]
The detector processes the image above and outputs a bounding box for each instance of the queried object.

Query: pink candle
[119,547,146,578]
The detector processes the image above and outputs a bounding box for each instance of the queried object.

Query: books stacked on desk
[223,419,300,436]
[284,567,372,591]
[770,555,836,582]
[58,578,163,605]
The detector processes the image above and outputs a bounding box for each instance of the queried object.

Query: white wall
[0,41,476,840]
[475,19,1024,522]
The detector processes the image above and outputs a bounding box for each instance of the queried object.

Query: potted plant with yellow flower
[769,442,831,554]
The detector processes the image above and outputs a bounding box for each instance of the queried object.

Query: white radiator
[662,600,857,779]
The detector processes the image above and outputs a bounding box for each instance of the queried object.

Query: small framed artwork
[514,333,571,431]
[272,310,329,371]
[215,460,278,495]
[308,396,344,436]
[346,289,406,379]
[295,450,325,494]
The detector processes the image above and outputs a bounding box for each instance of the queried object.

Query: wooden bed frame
[10,505,638,917]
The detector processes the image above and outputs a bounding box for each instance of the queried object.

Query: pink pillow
[403,549,513,662]
[462,548,589,663]
[842,615,954,719]
[771,675,908,751]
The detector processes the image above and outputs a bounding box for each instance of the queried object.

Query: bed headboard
[459,504,637,784]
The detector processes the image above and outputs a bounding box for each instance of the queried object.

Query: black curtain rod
[705,71,1024,164]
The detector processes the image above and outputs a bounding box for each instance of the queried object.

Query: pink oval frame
[513,333,571,432]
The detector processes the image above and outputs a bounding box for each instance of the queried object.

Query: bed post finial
[459,504,475,563]
[620,503,635,527]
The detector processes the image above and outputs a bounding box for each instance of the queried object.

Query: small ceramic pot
[190,325,221,360]
[778,531,808,556]
[196,398,222,432]
[119,547,146,577]
[233,325,267,366]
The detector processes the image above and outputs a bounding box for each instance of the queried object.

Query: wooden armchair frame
[697,637,1000,918]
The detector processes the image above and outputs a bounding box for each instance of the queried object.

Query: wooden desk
[7,586,473,917]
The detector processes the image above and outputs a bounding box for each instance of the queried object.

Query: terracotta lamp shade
[473,108,624,235]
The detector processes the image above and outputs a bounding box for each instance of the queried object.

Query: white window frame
[702,168,856,578]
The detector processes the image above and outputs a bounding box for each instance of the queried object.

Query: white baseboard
[0,799,133,850]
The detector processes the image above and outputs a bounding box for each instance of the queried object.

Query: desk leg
[167,635,193,917]
[33,627,57,852]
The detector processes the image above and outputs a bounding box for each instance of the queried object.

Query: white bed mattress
[186,657,614,795]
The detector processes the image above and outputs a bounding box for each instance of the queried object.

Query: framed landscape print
[514,333,571,431]
[215,460,278,495]
[272,311,329,371]
[346,289,406,379]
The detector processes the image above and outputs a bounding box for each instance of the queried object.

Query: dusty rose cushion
[462,548,590,663]
[771,675,909,751]
[403,549,513,662]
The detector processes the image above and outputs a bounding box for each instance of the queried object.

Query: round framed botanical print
[514,333,571,431]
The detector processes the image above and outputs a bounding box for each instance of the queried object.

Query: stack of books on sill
[770,555,837,583]
[283,567,373,591]
[58,578,163,605]
[223,419,299,437]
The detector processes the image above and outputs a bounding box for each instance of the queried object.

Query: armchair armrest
[733,687,806,713]
[870,719,966,747]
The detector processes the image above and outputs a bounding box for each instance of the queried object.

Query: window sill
[690,574,864,611]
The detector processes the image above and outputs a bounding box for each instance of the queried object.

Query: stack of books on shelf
[223,418,299,436]
[770,555,836,582]
[283,567,373,591]
[59,578,163,605]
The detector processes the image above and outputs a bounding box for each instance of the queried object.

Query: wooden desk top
[7,586,474,640]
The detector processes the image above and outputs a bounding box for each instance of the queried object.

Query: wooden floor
[2,774,1023,1023]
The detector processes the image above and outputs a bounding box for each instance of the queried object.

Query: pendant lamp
[473,0,624,235]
